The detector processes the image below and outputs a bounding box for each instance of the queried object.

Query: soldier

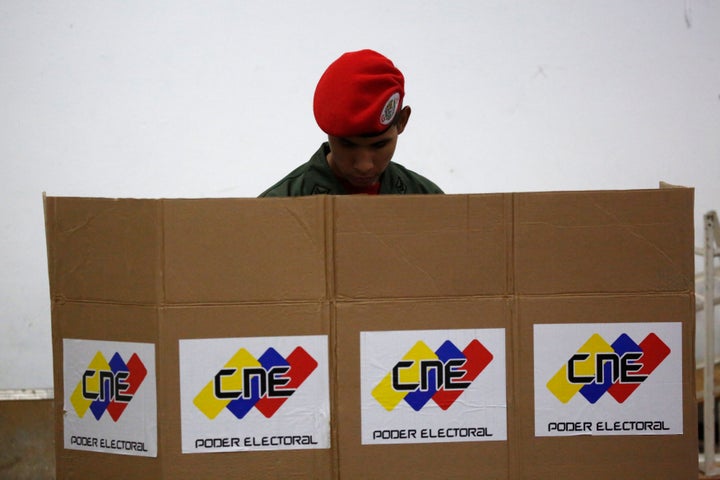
[260,49,442,197]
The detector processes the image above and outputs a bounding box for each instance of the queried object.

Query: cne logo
[547,332,671,404]
[70,351,148,422]
[372,339,493,412]
[193,346,317,420]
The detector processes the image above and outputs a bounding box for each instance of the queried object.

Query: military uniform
[259,143,443,197]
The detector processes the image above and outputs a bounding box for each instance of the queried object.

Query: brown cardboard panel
[45,191,697,479]
[334,194,511,299]
[335,299,511,479]
[515,294,697,480]
[158,303,333,479]
[51,302,160,480]
[51,301,160,344]
[514,189,695,295]
[44,197,162,304]
[55,451,159,480]
[162,197,328,304]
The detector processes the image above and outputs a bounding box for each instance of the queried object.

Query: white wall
[2,1,719,390]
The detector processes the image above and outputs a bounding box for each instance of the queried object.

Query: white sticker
[63,339,157,457]
[379,92,401,125]
[179,335,330,453]
[360,329,507,445]
[534,322,683,437]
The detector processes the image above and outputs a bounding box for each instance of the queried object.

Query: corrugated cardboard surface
[45,189,697,479]
[45,196,333,479]
[158,304,333,479]
[513,190,694,294]
[162,198,328,303]
[510,189,696,480]
[515,295,696,479]
[333,194,511,299]
[50,302,161,479]
[335,298,511,479]
[44,197,163,304]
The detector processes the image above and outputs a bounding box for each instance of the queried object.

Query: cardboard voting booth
[44,189,698,479]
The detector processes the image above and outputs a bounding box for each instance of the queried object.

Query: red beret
[313,49,405,137]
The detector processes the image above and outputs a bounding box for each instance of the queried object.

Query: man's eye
[373,141,389,149]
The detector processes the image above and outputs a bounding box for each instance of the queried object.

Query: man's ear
[396,106,411,134]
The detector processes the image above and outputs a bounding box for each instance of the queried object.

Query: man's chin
[348,177,379,187]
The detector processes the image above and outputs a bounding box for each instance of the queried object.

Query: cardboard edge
[42,193,56,301]
[659,181,686,189]
[41,194,65,479]
[325,195,340,478]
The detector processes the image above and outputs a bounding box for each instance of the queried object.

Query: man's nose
[353,150,374,173]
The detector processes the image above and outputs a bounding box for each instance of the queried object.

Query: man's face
[326,106,410,188]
